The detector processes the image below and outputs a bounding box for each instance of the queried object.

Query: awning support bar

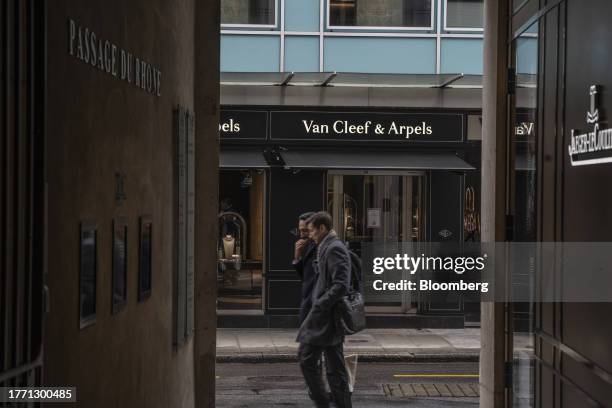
[321,72,338,87]
[439,73,464,88]
[280,72,295,86]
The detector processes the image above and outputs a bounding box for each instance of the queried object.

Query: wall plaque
[79,220,97,329]
[138,216,152,301]
[174,106,195,347]
[112,217,128,314]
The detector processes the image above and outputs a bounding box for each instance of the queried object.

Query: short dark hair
[308,211,333,230]
[299,211,315,222]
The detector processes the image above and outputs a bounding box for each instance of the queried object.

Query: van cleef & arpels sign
[67,18,162,97]
[568,85,612,166]
[270,111,464,142]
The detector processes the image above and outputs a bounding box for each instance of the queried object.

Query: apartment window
[221,0,276,27]
[328,0,433,29]
[445,0,483,29]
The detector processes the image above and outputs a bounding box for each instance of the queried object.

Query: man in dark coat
[293,211,317,324]
[296,211,352,408]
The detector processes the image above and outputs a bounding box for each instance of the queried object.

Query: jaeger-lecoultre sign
[568,85,612,166]
[68,18,162,97]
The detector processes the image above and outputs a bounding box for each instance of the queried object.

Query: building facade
[217,0,497,328]
[1,1,220,406]
[220,0,485,75]
[511,1,612,406]
[481,0,612,406]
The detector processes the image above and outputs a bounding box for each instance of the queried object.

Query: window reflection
[446,0,484,29]
[329,0,432,28]
[221,0,276,26]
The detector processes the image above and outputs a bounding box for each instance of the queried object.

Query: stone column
[194,1,220,407]
[481,0,510,407]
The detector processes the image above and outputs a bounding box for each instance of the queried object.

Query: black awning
[220,150,268,168]
[280,150,475,171]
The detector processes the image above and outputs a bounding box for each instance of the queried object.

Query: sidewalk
[217,328,525,363]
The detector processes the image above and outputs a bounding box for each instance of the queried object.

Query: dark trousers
[298,342,352,408]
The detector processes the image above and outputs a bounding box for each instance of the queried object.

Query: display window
[217,169,265,312]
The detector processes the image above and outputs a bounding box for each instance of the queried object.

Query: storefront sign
[270,111,464,142]
[568,85,612,166]
[515,111,536,142]
[219,110,268,140]
[68,18,162,97]
[515,122,535,136]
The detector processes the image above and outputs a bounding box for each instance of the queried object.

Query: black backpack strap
[348,251,363,294]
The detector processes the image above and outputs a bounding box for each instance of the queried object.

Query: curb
[216,352,479,364]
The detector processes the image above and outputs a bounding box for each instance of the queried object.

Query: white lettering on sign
[68,18,162,97]
[301,119,433,139]
[302,120,329,134]
[332,120,372,134]
[568,85,612,166]
[387,121,433,138]
[515,122,534,136]
[219,119,241,133]
[568,124,612,163]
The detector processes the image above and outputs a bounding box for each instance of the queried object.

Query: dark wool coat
[293,239,318,324]
[296,232,351,346]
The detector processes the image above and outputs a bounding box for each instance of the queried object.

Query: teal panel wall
[440,39,483,74]
[323,37,436,73]
[221,35,280,72]
[285,36,319,72]
[285,0,320,32]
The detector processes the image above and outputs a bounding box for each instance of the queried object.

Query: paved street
[216,361,480,407]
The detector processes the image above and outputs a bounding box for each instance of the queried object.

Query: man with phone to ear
[293,211,317,324]
[297,211,352,408]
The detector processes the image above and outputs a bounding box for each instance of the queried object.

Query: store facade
[217,0,488,329]
[479,0,612,405]
[217,100,483,328]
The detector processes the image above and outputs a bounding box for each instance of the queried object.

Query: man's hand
[294,238,308,261]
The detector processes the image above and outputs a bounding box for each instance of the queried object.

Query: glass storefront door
[510,21,538,408]
[217,169,265,313]
[327,171,425,314]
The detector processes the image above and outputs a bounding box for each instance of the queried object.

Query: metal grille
[382,383,480,397]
